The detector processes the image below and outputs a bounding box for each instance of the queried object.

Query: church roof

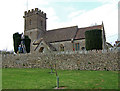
[35,24,103,44]
[34,38,56,51]
[33,24,103,51]
[75,25,103,40]
[44,26,78,43]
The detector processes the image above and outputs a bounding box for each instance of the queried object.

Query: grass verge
[2,68,119,89]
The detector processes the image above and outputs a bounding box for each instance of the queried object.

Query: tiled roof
[35,25,103,44]
[33,38,56,51]
[75,25,102,40]
[33,38,43,45]
[44,26,78,43]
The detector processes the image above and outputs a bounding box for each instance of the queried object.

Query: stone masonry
[2,51,120,71]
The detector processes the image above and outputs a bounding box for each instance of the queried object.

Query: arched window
[39,47,44,52]
[60,44,64,51]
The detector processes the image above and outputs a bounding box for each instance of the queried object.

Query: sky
[0,0,119,51]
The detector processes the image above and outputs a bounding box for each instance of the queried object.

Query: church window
[39,47,44,52]
[60,44,64,51]
[30,19,32,25]
[41,20,43,26]
[81,47,85,50]
[75,43,80,51]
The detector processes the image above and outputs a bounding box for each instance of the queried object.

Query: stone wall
[51,41,73,51]
[2,51,120,71]
[50,39,85,52]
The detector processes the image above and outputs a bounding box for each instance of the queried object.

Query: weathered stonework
[2,51,119,71]
[24,8,46,43]
[23,8,107,53]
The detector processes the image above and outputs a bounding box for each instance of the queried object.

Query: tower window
[30,19,32,25]
[41,20,43,26]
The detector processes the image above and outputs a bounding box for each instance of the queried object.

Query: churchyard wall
[2,50,120,71]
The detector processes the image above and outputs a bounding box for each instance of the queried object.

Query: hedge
[24,35,31,53]
[85,29,102,50]
[13,33,21,53]
[13,33,31,53]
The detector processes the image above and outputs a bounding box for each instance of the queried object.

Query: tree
[54,63,59,88]
[13,33,31,53]
[85,29,102,50]
[13,33,21,53]
[24,36,31,53]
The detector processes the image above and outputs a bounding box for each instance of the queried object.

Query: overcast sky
[0,0,119,51]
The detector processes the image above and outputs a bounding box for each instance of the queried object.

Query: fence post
[57,76,59,88]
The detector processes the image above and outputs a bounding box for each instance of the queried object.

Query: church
[23,8,107,53]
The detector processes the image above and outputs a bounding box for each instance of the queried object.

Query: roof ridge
[47,25,78,32]
[78,25,102,29]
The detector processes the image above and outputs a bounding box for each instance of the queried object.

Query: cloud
[47,0,118,3]
[68,10,86,18]
[0,0,26,51]
[0,0,118,50]
[97,0,118,4]
[46,1,118,44]
[42,7,60,30]
[67,2,118,43]
[27,0,49,9]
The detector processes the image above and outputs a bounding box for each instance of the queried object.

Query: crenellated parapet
[23,8,46,18]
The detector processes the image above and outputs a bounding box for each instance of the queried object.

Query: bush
[24,36,31,53]
[13,33,31,53]
[85,29,102,51]
[13,33,21,53]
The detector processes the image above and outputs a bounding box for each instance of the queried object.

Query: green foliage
[2,68,118,89]
[88,62,91,64]
[0,51,14,55]
[85,29,102,50]
[24,36,31,53]
[13,33,31,53]
[13,33,21,53]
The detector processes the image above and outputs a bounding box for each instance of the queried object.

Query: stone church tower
[23,8,107,53]
[23,8,47,42]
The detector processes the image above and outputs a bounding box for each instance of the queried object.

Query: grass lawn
[2,68,119,89]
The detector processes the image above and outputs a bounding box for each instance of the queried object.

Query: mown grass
[2,68,119,89]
